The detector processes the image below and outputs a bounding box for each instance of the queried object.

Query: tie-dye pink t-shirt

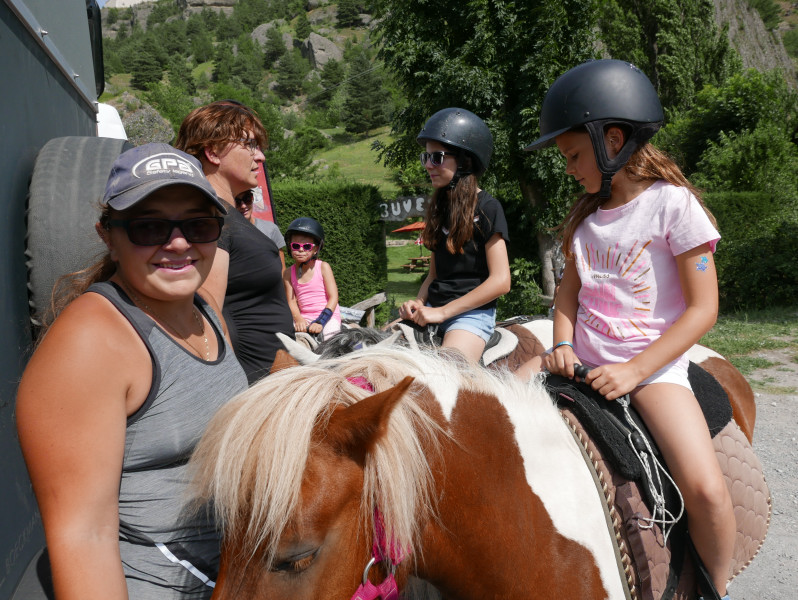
[572,181,720,371]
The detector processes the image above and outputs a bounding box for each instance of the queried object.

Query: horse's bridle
[351,507,405,600]
[347,377,408,600]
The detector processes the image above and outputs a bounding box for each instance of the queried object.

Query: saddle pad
[561,410,771,600]
[390,321,519,366]
[545,362,734,483]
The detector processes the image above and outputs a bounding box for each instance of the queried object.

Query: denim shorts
[437,307,496,343]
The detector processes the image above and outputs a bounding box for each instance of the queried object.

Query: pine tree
[337,0,361,27]
[276,51,305,98]
[130,49,163,90]
[264,26,286,67]
[313,58,345,108]
[341,49,387,134]
[295,11,311,40]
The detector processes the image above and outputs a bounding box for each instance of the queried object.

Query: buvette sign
[379,196,429,221]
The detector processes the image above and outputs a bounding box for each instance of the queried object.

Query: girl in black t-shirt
[399,108,511,363]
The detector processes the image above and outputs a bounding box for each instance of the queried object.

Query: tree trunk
[537,230,560,304]
[518,178,561,300]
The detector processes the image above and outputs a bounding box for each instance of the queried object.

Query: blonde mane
[188,345,551,566]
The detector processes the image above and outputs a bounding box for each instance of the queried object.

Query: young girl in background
[521,59,735,600]
[399,107,511,363]
[282,217,341,340]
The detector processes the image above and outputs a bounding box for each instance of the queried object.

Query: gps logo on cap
[132,152,203,179]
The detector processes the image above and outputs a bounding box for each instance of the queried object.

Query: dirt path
[728,348,798,600]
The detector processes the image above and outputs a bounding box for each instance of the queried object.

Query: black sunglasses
[107,217,224,246]
[420,151,456,167]
[290,242,316,251]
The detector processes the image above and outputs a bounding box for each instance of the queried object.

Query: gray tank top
[88,282,248,599]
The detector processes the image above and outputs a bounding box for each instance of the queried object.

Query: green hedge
[705,191,798,310]
[271,179,388,312]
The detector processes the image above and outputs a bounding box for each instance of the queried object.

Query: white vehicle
[1,1,128,596]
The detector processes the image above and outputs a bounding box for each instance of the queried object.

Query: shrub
[271,179,388,313]
[497,258,548,320]
[705,191,798,310]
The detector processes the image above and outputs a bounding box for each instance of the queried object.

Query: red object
[391,221,425,233]
[251,163,277,223]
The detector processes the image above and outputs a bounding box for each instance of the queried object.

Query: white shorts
[573,357,692,392]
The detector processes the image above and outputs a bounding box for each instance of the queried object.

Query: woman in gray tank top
[16,144,248,599]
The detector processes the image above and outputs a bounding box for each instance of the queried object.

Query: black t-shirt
[218,207,294,384]
[427,190,509,310]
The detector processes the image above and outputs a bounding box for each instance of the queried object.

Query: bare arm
[544,258,581,378]
[406,234,511,325]
[200,247,229,310]
[277,248,286,273]
[16,295,151,600]
[282,267,307,332]
[586,243,718,399]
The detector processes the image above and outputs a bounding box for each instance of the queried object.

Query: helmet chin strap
[447,152,473,189]
[585,119,662,199]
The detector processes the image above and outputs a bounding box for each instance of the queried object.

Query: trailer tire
[26,136,131,326]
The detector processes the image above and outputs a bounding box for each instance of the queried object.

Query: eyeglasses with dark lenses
[235,138,260,153]
[420,151,456,167]
[107,217,224,246]
[290,242,316,251]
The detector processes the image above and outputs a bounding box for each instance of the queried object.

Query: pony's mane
[188,345,551,566]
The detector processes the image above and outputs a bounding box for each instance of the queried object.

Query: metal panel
[0,0,98,596]
[3,0,99,109]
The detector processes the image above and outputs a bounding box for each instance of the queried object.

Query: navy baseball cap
[101,143,226,214]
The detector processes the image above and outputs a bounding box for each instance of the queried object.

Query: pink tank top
[290,261,341,322]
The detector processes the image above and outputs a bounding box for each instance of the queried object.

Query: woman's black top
[218,206,294,384]
[427,190,509,310]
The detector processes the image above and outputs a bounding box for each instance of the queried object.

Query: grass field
[700,307,798,375]
[384,242,429,319]
[314,127,399,196]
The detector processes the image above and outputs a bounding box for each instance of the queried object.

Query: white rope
[617,394,684,544]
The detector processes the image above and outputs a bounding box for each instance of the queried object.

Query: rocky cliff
[714,0,796,85]
[102,0,796,86]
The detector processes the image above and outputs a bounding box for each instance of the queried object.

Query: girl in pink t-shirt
[282,217,341,340]
[521,60,734,600]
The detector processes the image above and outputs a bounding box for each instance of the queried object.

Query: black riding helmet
[417,108,493,184]
[285,217,325,255]
[524,59,664,198]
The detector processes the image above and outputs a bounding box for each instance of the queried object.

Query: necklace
[119,281,210,361]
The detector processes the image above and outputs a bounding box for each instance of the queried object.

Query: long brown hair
[422,152,480,254]
[175,100,269,160]
[559,142,717,258]
[37,207,116,336]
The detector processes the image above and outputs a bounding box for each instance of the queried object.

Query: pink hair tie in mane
[347,376,374,392]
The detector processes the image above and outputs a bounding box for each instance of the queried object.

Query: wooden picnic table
[410,255,430,266]
[402,255,431,272]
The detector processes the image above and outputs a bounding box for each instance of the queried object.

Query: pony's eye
[272,548,319,573]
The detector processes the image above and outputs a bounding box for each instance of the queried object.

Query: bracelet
[553,341,573,351]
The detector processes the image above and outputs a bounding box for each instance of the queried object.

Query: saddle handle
[573,363,591,380]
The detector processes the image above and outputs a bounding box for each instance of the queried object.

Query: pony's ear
[271,349,300,374]
[326,376,414,463]
[276,332,320,364]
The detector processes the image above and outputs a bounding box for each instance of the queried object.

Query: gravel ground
[727,348,798,600]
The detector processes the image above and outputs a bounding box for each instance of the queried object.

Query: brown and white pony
[190,345,662,600]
